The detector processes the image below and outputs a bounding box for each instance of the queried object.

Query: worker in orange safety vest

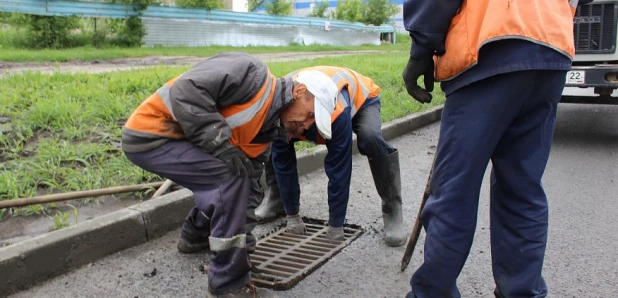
[401,0,592,297]
[255,66,409,247]
[121,52,339,298]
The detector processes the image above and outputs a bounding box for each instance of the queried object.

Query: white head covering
[294,70,339,139]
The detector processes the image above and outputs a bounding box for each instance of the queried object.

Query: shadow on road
[553,103,618,147]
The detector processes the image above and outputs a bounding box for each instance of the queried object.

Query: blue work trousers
[272,101,394,227]
[408,70,567,298]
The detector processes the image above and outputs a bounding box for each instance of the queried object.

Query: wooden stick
[151,179,174,198]
[0,181,166,209]
[400,157,435,272]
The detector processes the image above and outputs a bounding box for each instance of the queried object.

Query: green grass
[0,43,409,63]
[0,51,443,211]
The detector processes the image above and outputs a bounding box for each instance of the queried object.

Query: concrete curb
[0,105,443,297]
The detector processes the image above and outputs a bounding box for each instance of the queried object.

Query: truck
[563,0,618,104]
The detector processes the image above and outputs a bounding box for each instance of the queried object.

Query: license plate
[566,70,585,84]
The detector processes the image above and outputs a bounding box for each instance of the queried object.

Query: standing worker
[121,52,338,298]
[401,0,588,297]
[255,66,408,247]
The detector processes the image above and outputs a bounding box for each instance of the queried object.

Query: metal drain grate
[250,220,363,290]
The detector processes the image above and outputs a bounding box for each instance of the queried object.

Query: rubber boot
[254,159,286,223]
[177,209,210,254]
[206,283,280,298]
[326,226,345,241]
[368,149,408,247]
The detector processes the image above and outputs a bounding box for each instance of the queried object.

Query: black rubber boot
[254,157,286,223]
[206,283,280,298]
[368,149,408,247]
[177,209,210,254]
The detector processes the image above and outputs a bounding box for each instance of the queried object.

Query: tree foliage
[308,1,329,18]
[248,0,266,11]
[335,0,363,23]
[362,0,399,26]
[175,0,225,10]
[334,0,399,26]
[109,0,154,10]
[25,15,80,49]
[106,0,157,47]
[265,0,293,16]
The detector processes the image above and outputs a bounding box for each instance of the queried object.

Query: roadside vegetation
[0,3,419,231]
[0,6,417,225]
[0,43,407,63]
[0,51,442,215]
[0,10,409,63]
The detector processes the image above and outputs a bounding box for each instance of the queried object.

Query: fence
[0,0,396,47]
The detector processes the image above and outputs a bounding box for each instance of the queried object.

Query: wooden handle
[400,156,435,272]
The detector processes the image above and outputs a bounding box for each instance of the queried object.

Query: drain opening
[250,218,364,290]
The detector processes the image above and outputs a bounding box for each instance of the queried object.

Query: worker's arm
[271,139,301,214]
[169,53,269,156]
[323,110,353,224]
[403,0,463,58]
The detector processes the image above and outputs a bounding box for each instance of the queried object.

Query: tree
[248,0,266,11]
[175,0,225,10]
[265,0,293,16]
[25,15,80,49]
[107,0,157,47]
[308,1,329,18]
[334,0,399,26]
[361,0,399,26]
[334,0,363,23]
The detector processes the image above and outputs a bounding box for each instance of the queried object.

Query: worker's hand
[250,159,265,179]
[402,56,435,104]
[216,147,254,177]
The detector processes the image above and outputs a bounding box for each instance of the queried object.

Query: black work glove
[216,147,254,177]
[250,159,265,179]
[402,55,435,104]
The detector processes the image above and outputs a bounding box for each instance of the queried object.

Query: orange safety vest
[289,66,381,144]
[435,0,577,81]
[124,72,276,158]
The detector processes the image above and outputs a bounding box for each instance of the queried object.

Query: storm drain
[250,219,363,290]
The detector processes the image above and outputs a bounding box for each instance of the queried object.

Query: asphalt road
[9,103,618,298]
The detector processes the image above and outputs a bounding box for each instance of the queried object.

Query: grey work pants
[124,140,265,294]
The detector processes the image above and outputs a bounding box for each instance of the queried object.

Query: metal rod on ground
[400,157,435,272]
[151,179,174,198]
[0,181,168,210]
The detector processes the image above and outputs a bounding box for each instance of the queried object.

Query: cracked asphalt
[8,103,618,298]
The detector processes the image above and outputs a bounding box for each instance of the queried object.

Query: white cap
[294,70,339,139]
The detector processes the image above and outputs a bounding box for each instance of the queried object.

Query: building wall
[142,17,386,47]
[224,0,249,12]
[253,0,407,33]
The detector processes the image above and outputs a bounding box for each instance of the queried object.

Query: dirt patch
[0,195,143,247]
[0,50,379,77]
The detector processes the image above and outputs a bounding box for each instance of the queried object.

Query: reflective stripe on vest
[330,70,370,118]
[124,72,276,158]
[224,75,274,129]
[288,66,380,120]
[158,83,176,121]
[124,77,183,139]
[219,72,276,158]
[434,0,577,81]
